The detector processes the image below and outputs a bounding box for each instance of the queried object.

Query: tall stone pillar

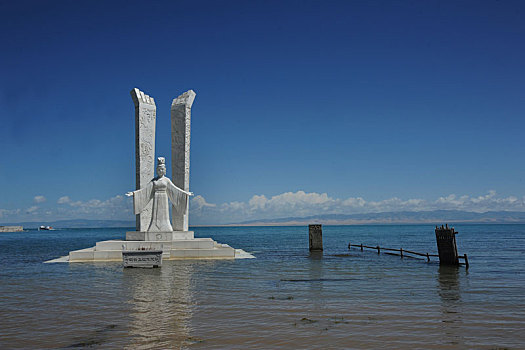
[171,90,196,231]
[130,88,156,232]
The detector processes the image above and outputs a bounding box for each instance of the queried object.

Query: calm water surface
[0,225,523,349]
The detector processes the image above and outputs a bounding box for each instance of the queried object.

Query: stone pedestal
[126,231,195,241]
[65,237,253,262]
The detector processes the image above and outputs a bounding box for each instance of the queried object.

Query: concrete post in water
[309,224,323,251]
[131,88,156,232]
[171,90,196,231]
[435,224,459,265]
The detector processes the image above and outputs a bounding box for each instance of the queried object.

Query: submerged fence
[347,242,469,268]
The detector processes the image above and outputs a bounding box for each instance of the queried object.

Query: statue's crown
[157,157,165,166]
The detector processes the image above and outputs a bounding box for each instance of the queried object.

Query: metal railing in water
[347,242,469,268]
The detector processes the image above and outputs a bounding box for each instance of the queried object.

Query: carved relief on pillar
[171,90,196,231]
[131,88,157,232]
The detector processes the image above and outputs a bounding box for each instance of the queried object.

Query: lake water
[0,224,523,349]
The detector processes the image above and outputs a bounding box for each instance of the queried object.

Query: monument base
[51,235,254,263]
[126,230,194,241]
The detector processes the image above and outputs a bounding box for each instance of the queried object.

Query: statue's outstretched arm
[129,182,154,214]
[166,179,193,196]
[166,179,192,215]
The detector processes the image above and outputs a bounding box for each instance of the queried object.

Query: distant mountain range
[3,210,525,228]
[226,210,525,226]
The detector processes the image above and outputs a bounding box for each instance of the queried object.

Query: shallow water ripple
[0,225,523,349]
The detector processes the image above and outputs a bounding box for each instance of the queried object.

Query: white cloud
[341,197,366,207]
[189,190,525,224]
[33,195,46,203]
[432,190,523,212]
[2,190,524,225]
[0,208,21,219]
[55,195,133,219]
[26,206,39,214]
[191,195,216,210]
[57,196,71,204]
[1,195,133,222]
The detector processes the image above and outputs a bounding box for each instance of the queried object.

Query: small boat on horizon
[38,226,55,231]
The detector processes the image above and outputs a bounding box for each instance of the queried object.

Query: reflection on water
[123,263,195,349]
[437,265,464,347]
[1,225,524,349]
[307,251,326,316]
[438,266,461,305]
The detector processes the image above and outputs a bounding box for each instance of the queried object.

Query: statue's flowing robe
[133,177,188,232]
[133,181,153,216]
[166,178,188,229]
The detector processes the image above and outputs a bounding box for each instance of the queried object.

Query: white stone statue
[126,157,193,232]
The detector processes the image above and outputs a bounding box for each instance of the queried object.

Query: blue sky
[1,0,524,224]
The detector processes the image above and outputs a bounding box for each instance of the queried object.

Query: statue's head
[156,157,166,177]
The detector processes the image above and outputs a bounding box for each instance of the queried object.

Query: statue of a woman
[126,157,193,232]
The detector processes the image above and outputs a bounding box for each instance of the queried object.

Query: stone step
[169,246,235,259]
[69,244,237,262]
[95,238,215,251]
[69,247,95,261]
[93,250,122,261]
[171,239,215,250]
